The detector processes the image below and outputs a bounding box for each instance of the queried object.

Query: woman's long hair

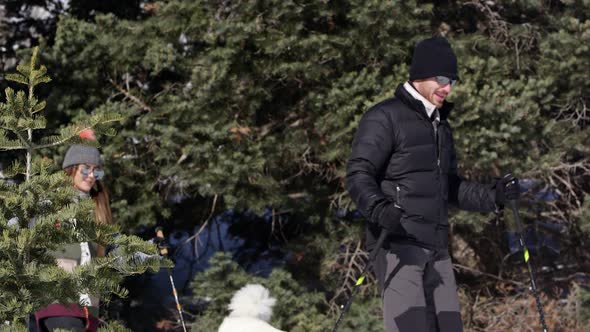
[64,165,113,225]
[64,165,112,257]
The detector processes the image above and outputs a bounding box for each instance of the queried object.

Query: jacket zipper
[434,123,440,166]
[435,121,443,232]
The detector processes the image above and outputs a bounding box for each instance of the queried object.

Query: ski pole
[508,199,549,332]
[331,228,389,332]
[156,228,188,332]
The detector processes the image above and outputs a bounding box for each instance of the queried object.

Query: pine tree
[0,47,164,325]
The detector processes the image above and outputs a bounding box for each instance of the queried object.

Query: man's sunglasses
[435,76,457,87]
[79,165,105,180]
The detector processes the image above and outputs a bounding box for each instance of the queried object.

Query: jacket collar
[403,82,437,118]
[394,84,453,121]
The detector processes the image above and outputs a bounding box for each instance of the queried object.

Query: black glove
[495,173,520,207]
[377,203,403,232]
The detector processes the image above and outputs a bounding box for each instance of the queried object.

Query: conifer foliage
[0,47,163,324]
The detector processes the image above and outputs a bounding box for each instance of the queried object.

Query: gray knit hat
[62,144,102,169]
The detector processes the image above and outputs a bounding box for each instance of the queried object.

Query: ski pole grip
[155,227,168,256]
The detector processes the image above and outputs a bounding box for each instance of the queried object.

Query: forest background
[1,0,589,331]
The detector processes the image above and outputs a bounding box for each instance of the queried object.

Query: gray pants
[379,243,463,332]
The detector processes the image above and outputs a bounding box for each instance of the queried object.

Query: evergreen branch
[108,77,154,113]
[27,47,39,89]
[13,129,33,150]
[0,135,27,150]
[3,89,28,117]
[0,121,33,151]
[0,144,27,151]
[16,64,31,78]
[35,114,122,149]
[32,65,50,83]
[257,112,298,139]
[0,160,21,180]
[32,101,46,114]
[34,76,52,85]
[0,122,17,132]
[17,117,47,130]
[4,74,28,86]
[35,65,47,77]
[33,135,82,149]
[2,88,17,114]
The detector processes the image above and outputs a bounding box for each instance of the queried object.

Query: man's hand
[378,203,403,232]
[495,173,520,207]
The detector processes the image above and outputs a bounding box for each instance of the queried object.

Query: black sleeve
[447,134,497,212]
[345,107,395,224]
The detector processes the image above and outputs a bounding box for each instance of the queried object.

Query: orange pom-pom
[79,129,96,140]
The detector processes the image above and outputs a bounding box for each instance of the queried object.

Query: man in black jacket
[345,36,519,332]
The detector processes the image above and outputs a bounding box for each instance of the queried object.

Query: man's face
[412,77,453,108]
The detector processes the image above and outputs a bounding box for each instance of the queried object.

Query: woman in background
[31,143,109,332]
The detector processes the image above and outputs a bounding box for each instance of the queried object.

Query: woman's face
[73,164,103,193]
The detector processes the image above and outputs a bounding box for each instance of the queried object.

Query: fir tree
[0,47,164,325]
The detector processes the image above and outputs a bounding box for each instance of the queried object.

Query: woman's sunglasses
[79,165,105,180]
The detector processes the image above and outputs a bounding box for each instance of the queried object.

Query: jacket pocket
[400,215,438,245]
[402,215,429,224]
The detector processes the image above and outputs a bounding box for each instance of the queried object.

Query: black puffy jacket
[346,84,497,250]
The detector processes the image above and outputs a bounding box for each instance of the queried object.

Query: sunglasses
[435,76,457,87]
[79,165,105,180]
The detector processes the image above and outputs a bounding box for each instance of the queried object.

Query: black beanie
[409,36,458,81]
